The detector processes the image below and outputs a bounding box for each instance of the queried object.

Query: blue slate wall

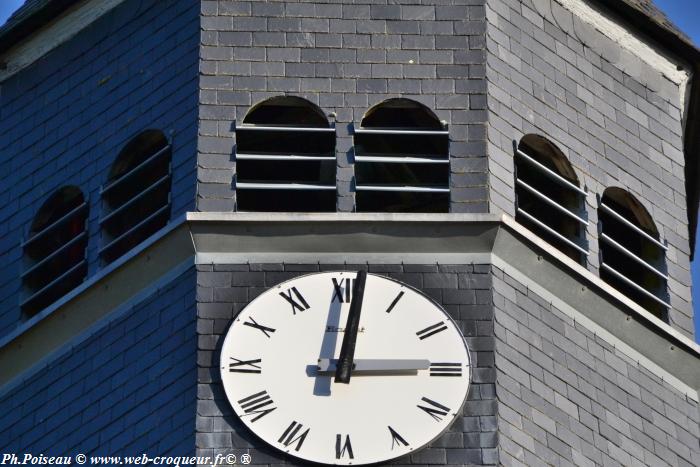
[0,266,196,455]
[0,0,200,337]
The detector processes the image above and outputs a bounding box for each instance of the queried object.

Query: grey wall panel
[196,263,497,466]
[493,265,700,467]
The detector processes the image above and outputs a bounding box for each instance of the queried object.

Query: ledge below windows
[0,212,698,399]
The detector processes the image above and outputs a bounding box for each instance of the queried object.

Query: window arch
[599,187,669,318]
[514,134,588,263]
[235,96,336,212]
[21,186,88,315]
[99,129,172,264]
[354,98,449,212]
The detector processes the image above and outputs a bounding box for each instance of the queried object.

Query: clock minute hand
[334,270,367,384]
[318,359,431,373]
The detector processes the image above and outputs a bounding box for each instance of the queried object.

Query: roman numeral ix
[278,421,310,452]
[417,397,451,422]
[416,321,448,340]
[237,390,276,422]
[279,287,311,314]
[229,357,262,374]
[335,434,354,460]
[243,316,276,338]
[331,277,353,303]
[430,362,463,377]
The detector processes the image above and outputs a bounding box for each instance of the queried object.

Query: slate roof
[1,0,44,28]
[620,0,693,44]
[0,0,695,53]
[0,0,80,55]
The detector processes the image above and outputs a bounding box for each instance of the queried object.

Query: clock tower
[0,0,698,466]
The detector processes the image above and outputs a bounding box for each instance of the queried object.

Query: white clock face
[220,272,471,465]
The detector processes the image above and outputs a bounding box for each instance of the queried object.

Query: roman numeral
[388,426,409,450]
[385,291,405,313]
[229,357,262,374]
[237,390,276,422]
[416,321,448,340]
[417,397,451,421]
[331,277,353,303]
[430,362,463,377]
[243,316,276,338]
[278,421,310,452]
[279,287,310,314]
[335,434,354,460]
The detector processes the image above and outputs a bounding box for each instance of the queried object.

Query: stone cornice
[0,213,697,399]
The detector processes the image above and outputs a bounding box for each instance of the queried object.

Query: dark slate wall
[492,266,700,466]
[0,0,199,337]
[0,266,197,455]
[484,0,694,336]
[197,0,488,213]
[195,263,497,466]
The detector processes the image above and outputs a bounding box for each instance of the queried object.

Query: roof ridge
[615,0,694,45]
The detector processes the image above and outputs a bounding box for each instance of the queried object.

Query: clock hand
[334,270,367,384]
[318,359,431,374]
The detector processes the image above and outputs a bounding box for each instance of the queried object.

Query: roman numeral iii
[335,434,354,459]
[417,397,451,421]
[430,362,462,377]
[278,421,310,451]
[237,390,276,422]
[416,321,448,340]
[228,357,262,374]
[331,277,353,303]
[279,287,311,314]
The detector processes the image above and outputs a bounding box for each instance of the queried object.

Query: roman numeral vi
[335,434,354,459]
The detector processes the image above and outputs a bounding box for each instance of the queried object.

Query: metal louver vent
[235,97,336,212]
[99,130,172,264]
[514,136,588,264]
[354,99,450,212]
[599,189,669,319]
[21,187,88,316]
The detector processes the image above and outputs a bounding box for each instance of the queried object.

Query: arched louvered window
[21,187,88,315]
[514,135,588,263]
[599,188,669,318]
[235,96,336,211]
[100,130,172,264]
[353,98,449,212]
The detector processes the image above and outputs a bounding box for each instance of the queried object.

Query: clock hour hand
[334,270,367,384]
[318,359,430,374]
